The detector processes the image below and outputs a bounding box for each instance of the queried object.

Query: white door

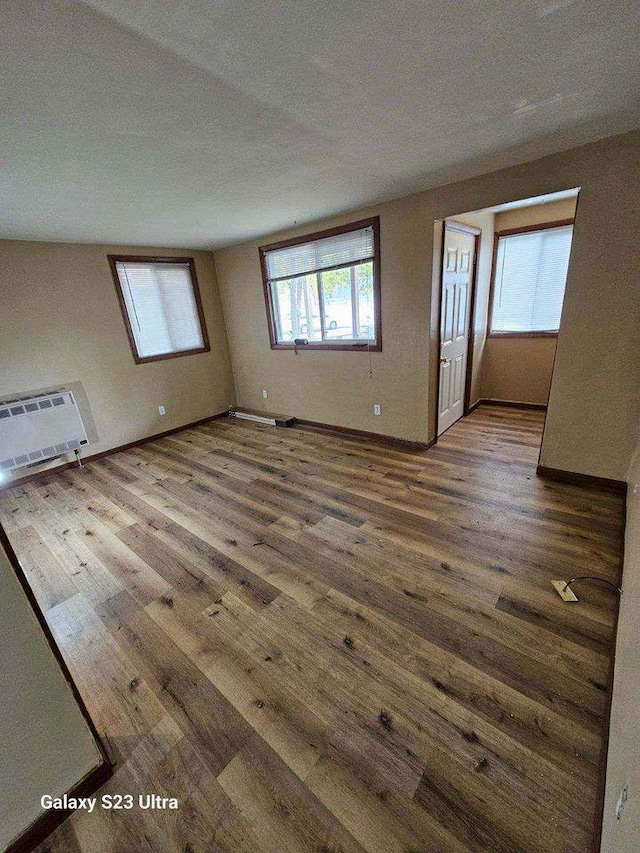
[437,223,476,436]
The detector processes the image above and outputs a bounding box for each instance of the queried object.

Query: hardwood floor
[0,407,623,853]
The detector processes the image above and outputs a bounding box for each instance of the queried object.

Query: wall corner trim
[0,526,114,853]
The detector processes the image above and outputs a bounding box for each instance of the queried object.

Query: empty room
[1,3,638,853]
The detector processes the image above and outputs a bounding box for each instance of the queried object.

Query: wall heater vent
[228,407,296,427]
[0,389,89,472]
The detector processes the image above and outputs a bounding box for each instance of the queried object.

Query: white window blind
[491,225,573,333]
[114,260,206,360]
[264,225,375,281]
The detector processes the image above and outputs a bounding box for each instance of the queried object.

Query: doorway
[437,220,480,436]
[430,187,580,444]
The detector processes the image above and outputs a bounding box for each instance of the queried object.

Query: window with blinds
[260,218,381,350]
[109,257,210,363]
[490,224,573,334]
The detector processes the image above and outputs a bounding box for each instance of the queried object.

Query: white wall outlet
[262,389,268,399]
[158,405,166,416]
[616,786,628,820]
[373,404,381,416]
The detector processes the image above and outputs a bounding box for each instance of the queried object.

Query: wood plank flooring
[0,407,623,853]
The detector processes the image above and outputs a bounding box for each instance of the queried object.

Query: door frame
[431,218,481,441]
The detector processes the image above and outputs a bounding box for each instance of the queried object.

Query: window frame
[259,216,382,352]
[108,255,211,364]
[488,218,574,339]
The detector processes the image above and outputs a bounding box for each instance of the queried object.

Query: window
[489,222,574,335]
[260,217,381,350]
[109,256,210,363]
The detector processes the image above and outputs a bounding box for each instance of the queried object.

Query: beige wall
[480,338,558,405]
[216,193,430,441]
[215,130,640,479]
[0,241,235,483]
[0,540,103,849]
[493,195,577,232]
[601,433,640,852]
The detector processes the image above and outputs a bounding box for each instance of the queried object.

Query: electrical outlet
[262,389,268,399]
[158,405,166,416]
[373,404,381,416]
[616,786,628,820]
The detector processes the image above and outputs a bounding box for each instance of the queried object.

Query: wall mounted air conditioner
[0,389,89,473]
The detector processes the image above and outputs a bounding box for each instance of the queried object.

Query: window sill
[487,331,558,339]
[271,342,381,352]
[134,345,211,364]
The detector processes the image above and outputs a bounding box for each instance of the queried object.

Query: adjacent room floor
[0,407,623,853]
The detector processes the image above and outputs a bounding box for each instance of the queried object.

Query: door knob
[440,356,448,364]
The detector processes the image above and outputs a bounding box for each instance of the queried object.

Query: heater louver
[0,390,88,472]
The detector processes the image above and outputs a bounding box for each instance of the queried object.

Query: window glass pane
[321,268,354,340]
[356,261,375,340]
[318,262,376,342]
[118,264,172,357]
[532,228,571,330]
[272,275,321,342]
[115,261,206,359]
[491,226,572,333]
[155,266,204,352]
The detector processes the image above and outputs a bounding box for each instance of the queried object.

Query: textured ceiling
[1,0,638,249]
